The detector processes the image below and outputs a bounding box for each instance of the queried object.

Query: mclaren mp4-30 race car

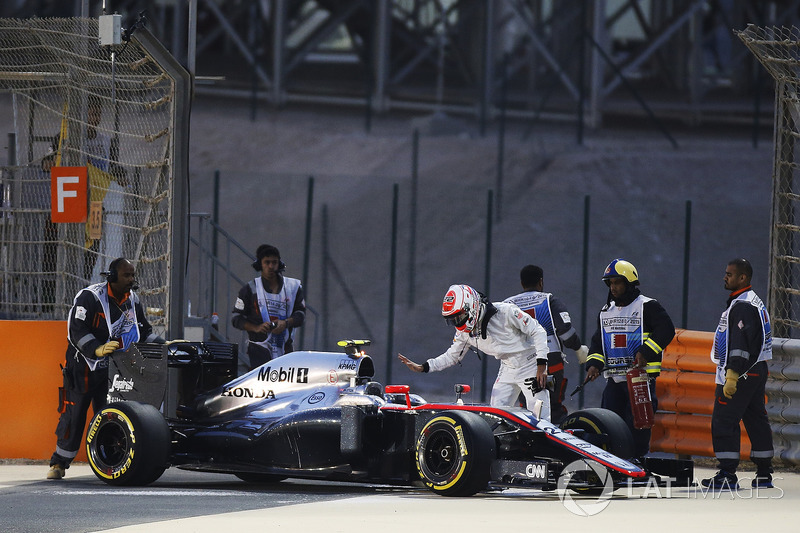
[87,340,692,496]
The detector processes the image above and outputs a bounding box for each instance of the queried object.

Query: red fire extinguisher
[627,367,654,429]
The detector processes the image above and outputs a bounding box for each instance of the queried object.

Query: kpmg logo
[338,359,358,371]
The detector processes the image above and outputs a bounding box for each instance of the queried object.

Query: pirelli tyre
[560,408,634,459]
[86,401,170,486]
[559,408,633,495]
[415,411,495,497]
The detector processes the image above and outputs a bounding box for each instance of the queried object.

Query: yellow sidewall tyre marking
[86,408,136,481]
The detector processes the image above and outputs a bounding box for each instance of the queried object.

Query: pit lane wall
[1,321,799,463]
[651,329,800,464]
[0,321,90,461]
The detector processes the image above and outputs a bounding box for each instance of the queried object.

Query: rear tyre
[86,401,170,486]
[415,411,495,497]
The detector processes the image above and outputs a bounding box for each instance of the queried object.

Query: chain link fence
[738,25,800,338]
[0,18,188,334]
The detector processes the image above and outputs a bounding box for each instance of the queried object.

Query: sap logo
[308,392,325,404]
[338,359,357,371]
[525,463,547,479]
[257,366,309,384]
[111,374,134,392]
[221,386,276,399]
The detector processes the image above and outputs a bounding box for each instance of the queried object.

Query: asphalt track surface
[2,463,800,532]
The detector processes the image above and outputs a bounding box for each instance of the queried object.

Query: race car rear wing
[107,341,238,417]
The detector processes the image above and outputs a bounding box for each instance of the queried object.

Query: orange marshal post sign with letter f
[50,166,87,223]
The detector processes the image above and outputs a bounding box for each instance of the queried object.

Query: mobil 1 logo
[257,365,309,384]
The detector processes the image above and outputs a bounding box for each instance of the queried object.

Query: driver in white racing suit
[398,284,551,420]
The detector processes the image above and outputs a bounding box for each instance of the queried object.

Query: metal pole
[682,200,692,329]
[321,204,329,350]
[250,0,259,121]
[408,129,419,308]
[496,54,507,222]
[211,170,220,312]
[386,184,399,384]
[579,195,590,409]
[172,0,185,66]
[188,0,197,78]
[373,0,390,112]
[364,1,374,133]
[577,0,587,145]
[7,133,15,165]
[481,189,494,403]
[272,0,286,105]
[300,176,314,349]
[480,0,495,137]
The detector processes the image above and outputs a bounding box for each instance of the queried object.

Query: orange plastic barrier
[0,320,90,461]
[651,329,752,457]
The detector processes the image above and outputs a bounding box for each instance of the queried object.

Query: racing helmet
[442,284,482,333]
[602,258,639,286]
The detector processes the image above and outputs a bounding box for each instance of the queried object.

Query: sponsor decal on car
[221,386,276,399]
[110,373,134,392]
[308,391,325,404]
[525,462,547,480]
[338,359,357,370]
[257,366,309,383]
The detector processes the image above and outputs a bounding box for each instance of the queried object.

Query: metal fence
[0,18,190,337]
[738,25,800,339]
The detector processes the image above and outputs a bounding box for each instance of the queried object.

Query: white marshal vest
[711,290,772,385]
[252,276,301,359]
[505,292,561,354]
[69,283,141,370]
[599,295,652,380]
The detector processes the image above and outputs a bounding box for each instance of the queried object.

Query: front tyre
[560,408,633,495]
[415,411,495,497]
[86,401,170,486]
[560,408,634,459]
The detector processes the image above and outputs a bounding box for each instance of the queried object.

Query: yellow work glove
[95,341,120,357]
[576,345,589,364]
[723,369,739,399]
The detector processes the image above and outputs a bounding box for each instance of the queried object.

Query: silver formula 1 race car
[87,340,692,496]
